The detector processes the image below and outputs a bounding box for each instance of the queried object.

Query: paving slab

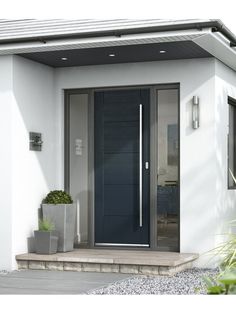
[0,270,133,295]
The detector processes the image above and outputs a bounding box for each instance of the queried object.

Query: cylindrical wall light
[192,96,200,129]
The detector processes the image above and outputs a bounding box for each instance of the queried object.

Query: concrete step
[16,249,198,276]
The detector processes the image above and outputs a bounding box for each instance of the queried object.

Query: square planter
[42,204,76,252]
[27,236,36,253]
[34,230,58,254]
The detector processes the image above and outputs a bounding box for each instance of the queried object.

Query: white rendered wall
[10,56,60,269]
[55,58,218,264]
[0,56,14,270]
[214,60,236,248]
[0,55,61,270]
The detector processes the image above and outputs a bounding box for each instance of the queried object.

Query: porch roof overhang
[0,19,236,71]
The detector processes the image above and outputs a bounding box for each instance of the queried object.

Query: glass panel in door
[156,88,179,251]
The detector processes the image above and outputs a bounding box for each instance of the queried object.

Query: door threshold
[95,243,150,248]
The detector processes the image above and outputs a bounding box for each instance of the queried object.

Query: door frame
[64,83,180,252]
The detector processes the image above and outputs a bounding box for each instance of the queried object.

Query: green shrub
[39,218,55,231]
[204,267,236,294]
[43,190,73,205]
[202,219,236,294]
[207,219,236,269]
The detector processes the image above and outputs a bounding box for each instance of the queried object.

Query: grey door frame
[64,83,180,252]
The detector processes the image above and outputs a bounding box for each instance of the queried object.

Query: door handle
[139,104,143,227]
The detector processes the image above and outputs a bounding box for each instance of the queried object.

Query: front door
[94,89,150,246]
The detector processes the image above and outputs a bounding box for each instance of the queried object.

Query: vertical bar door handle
[139,104,143,227]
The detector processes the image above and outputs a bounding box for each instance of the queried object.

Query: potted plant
[42,190,76,252]
[34,219,58,254]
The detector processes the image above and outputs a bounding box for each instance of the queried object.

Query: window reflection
[157,89,179,251]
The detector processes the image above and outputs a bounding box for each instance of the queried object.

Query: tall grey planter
[42,204,76,252]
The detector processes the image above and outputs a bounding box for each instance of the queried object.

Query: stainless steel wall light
[192,96,200,129]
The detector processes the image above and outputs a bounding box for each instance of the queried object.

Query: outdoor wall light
[192,96,200,129]
[29,132,43,151]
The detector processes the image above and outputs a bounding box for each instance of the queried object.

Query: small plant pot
[27,237,36,253]
[34,230,58,254]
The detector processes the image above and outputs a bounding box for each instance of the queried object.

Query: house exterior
[0,19,236,271]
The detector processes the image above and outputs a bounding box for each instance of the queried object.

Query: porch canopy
[0,19,236,69]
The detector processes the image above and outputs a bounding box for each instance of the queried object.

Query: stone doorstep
[16,250,198,276]
[17,260,193,276]
[16,252,199,267]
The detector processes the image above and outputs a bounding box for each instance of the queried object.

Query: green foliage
[204,268,236,295]
[43,190,73,205]
[38,218,55,231]
[202,219,236,294]
[207,219,236,269]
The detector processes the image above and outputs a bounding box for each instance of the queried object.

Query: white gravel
[87,268,218,295]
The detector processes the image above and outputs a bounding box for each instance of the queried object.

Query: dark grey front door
[94,89,150,246]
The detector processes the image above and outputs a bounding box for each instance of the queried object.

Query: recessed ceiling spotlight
[159,50,166,54]
[61,57,68,61]
[109,53,116,57]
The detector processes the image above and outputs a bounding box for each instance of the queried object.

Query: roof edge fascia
[193,32,236,71]
[0,28,210,55]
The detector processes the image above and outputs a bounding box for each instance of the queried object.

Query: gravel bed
[87,268,218,295]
